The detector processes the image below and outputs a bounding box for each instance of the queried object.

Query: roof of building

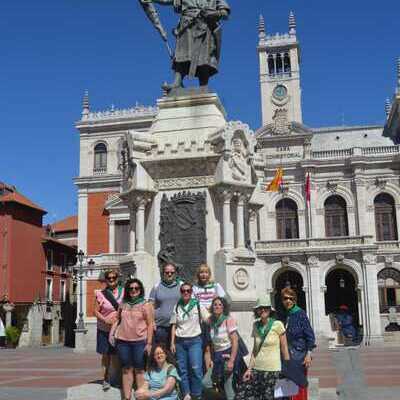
[51,215,78,233]
[310,125,394,151]
[42,235,77,251]
[0,183,46,214]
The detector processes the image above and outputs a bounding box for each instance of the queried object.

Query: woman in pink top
[111,278,154,400]
[94,270,124,391]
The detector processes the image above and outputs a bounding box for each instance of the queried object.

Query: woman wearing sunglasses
[94,270,123,391]
[111,278,154,400]
[170,282,209,400]
[281,288,315,400]
[239,295,290,400]
[206,296,246,400]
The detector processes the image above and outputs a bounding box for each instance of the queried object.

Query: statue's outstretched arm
[138,0,170,41]
[144,0,174,5]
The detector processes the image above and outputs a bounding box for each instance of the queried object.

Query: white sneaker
[102,380,111,391]
[183,394,191,400]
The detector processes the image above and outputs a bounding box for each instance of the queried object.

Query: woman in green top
[240,295,290,400]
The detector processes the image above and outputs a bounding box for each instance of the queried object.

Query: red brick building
[0,183,76,346]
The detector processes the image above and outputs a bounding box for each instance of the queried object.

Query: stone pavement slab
[1,345,400,399]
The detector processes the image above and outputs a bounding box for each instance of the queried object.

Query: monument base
[67,383,122,400]
[73,329,88,353]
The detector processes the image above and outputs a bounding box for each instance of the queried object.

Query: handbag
[281,359,308,388]
[237,333,249,358]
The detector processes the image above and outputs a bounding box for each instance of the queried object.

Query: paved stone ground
[0,345,400,399]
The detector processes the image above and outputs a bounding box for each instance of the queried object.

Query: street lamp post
[73,249,88,353]
[75,249,87,332]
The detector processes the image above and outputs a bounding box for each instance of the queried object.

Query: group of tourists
[94,264,316,400]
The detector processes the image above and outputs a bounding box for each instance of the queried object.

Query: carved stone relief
[228,132,250,182]
[233,268,250,290]
[158,191,207,283]
[271,109,291,136]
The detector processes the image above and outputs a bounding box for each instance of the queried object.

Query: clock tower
[258,12,303,126]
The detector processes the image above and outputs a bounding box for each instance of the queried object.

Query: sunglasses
[181,289,192,294]
[107,276,117,281]
[283,297,295,301]
[129,286,141,291]
[164,271,175,275]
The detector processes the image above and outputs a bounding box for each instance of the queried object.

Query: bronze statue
[138,0,230,91]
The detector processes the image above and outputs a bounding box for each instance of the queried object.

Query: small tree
[5,326,20,347]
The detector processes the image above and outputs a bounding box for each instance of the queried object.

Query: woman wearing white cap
[238,295,290,400]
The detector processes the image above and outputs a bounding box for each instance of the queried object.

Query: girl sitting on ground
[135,344,181,400]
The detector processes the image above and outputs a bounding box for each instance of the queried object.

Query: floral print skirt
[235,370,280,400]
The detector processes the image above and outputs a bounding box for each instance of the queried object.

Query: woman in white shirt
[193,264,226,310]
[170,282,209,400]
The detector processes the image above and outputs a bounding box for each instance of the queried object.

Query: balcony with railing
[311,145,400,160]
[93,167,107,175]
[376,240,400,250]
[255,235,375,255]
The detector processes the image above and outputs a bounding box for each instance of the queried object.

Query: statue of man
[141,0,230,91]
[229,135,248,181]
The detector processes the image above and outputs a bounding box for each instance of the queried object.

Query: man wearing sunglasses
[149,263,182,346]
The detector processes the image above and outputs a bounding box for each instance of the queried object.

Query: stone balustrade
[88,252,129,267]
[311,145,400,160]
[376,240,400,250]
[312,148,353,159]
[362,145,400,156]
[255,235,374,253]
[84,105,158,122]
[93,167,107,175]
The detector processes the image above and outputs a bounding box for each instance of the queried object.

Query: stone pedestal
[74,329,89,353]
[18,303,43,348]
[67,383,122,400]
[214,248,257,348]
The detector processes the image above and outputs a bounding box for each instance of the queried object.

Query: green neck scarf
[178,298,198,319]
[107,285,123,301]
[161,279,179,288]
[198,282,215,290]
[126,296,145,306]
[211,314,228,335]
[256,318,275,340]
[288,304,302,315]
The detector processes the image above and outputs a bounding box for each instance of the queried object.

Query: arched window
[268,54,275,75]
[283,53,291,74]
[378,268,400,313]
[276,198,299,239]
[276,53,283,75]
[94,143,107,173]
[374,193,398,241]
[324,195,348,237]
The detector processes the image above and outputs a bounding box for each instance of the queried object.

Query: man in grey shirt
[149,263,181,346]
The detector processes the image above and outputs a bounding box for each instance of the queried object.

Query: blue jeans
[176,335,203,397]
[154,325,172,346]
[211,348,237,400]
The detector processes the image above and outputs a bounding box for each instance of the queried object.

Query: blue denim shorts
[116,339,146,369]
[96,329,116,355]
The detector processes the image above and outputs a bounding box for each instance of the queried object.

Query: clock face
[273,85,288,100]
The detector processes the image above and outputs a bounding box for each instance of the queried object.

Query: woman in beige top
[240,295,290,400]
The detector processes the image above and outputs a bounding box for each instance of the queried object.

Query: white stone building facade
[74,12,400,350]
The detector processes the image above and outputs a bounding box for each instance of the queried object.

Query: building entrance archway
[325,268,360,326]
[274,269,306,316]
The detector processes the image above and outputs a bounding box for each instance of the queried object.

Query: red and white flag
[305,173,311,206]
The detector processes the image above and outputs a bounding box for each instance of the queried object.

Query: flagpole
[306,172,313,238]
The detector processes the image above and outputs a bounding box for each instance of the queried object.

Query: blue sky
[1,0,399,223]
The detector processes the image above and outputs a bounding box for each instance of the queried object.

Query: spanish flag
[266,167,283,192]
